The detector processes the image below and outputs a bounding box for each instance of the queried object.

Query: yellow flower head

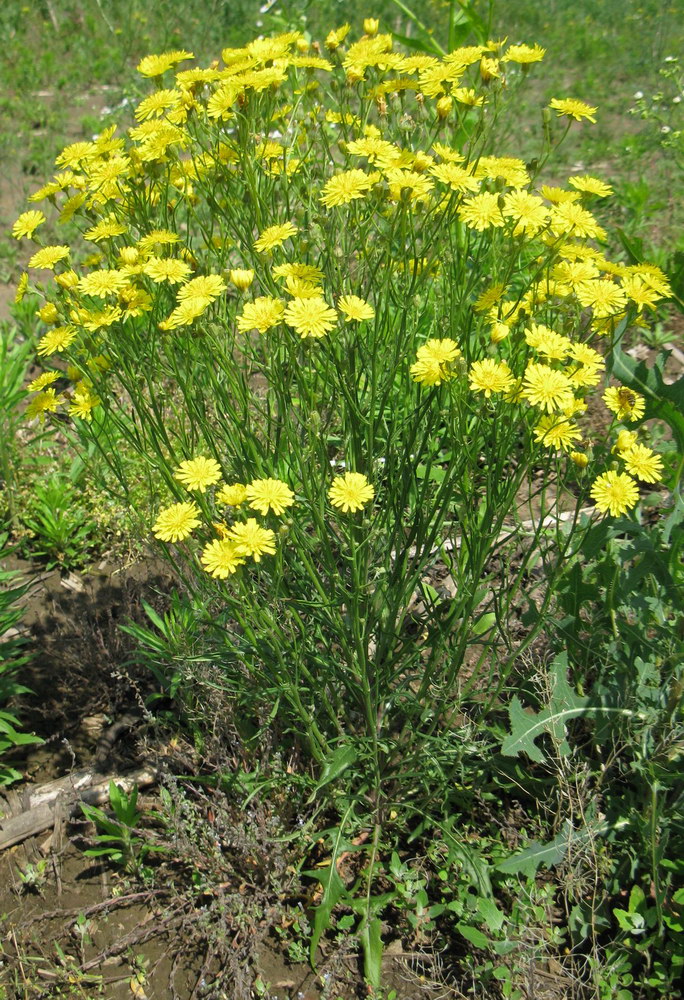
[603,386,646,422]
[229,268,255,290]
[254,222,298,253]
[320,168,376,208]
[522,363,574,413]
[338,295,375,322]
[284,296,337,339]
[201,538,245,578]
[246,478,295,516]
[549,97,598,123]
[152,501,201,542]
[621,444,663,483]
[28,245,70,270]
[237,296,285,334]
[328,471,375,513]
[590,470,639,517]
[228,518,277,562]
[216,483,248,506]
[174,456,222,492]
[12,210,46,240]
[468,359,514,398]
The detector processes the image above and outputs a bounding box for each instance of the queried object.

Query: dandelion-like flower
[320,169,376,207]
[590,470,639,517]
[338,295,375,322]
[237,296,285,333]
[201,538,245,578]
[549,97,598,123]
[458,192,505,231]
[37,326,78,356]
[229,269,255,290]
[468,359,514,398]
[246,478,295,516]
[621,444,663,483]
[568,175,613,198]
[522,363,574,413]
[28,246,70,270]
[603,386,646,422]
[328,472,375,513]
[69,383,100,421]
[174,456,222,492]
[25,388,65,421]
[254,222,298,253]
[144,257,193,284]
[576,279,627,318]
[533,415,582,451]
[411,339,462,386]
[152,502,201,542]
[12,210,46,240]
[27,371,60,392]
[216,483,248,506]
[284,296,337,338]
[228,518,277,561]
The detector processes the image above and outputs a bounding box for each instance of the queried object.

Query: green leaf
[471,611,496,637]
[495,820,574,877]
[477,896,505,932]
[457,922,490,949]
[307,743,357,803]
[500,653,588,762]
[359,916,383,989]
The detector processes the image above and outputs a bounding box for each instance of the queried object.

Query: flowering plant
[13,21,675,982]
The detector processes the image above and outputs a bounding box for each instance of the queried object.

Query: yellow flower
[549,202,606,240]
[79,269,129,298]
[284,296,337,339]
[328,472,375,513]
[338,295,375,322]
[533,415,582,451]
[571,451,589,468]
[228,518,277,562]
[246,478,295,516]
[229,269,255,290]
[549,97,598,123]
[614,430,639,454]
[152,502,201,542]
[134,89,183,122]
[436,96,453,118]
[69,383,100,421]
[502,191,549,236]
[37,326,78,355]
[503,43,545,64]
[429,161,480,193]
[144,257,193,284]
[320,169,376,207]
[25,388,65,421]
[38,302,59,325]
[411,338,461,386]
[590,471,639,517]
[522,363,573,413]
[177,274,226,302]
[201,538,245,578]
[568,175,613,198]
[254,222,298,253]
[237,296,285,334]
[137,50,193,77]
[385,168,434,203]
[28,246,70,270]
[27,371,60,392]
[603,386,646,422]
[174,456,222,492]
[576,279,627,318]
[15,272,29,303]
[468,359,514,397]
[325,24,351,51]
[621,444,663,483]
[458,192,505,231]
[273,262,324,283]
[84,218,127,242]
[216,483,248,506]
[363,18,380,36]
[12,210,46,240]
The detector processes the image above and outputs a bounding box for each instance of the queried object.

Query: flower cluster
[15,23,670,529]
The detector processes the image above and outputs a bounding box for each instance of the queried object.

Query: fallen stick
[0,767,158,851]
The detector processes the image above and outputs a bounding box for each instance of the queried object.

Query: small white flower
[633,90,644,99]
[661,125,672,134]
[673,96,682,104]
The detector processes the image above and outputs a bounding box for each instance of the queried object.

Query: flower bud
[363,18,379,36]
[570,451,589,468]
[38,302,59,324]
[436,95,453,119]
